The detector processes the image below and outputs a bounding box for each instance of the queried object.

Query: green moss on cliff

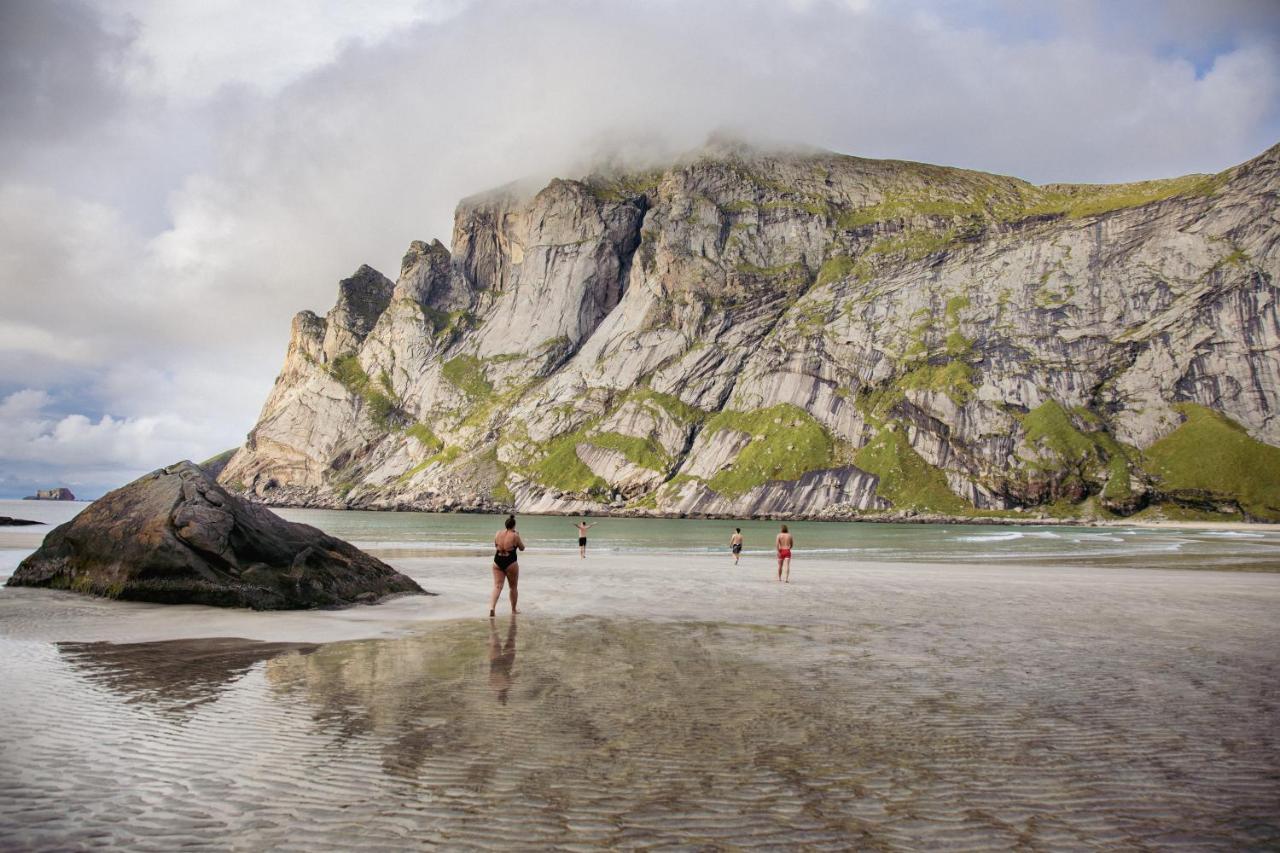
[442,355,493,399]
[1025,172,1226,219]
[329,354,400,430]
[702,404,836,498]
[405,424,443,452]
[398,444,464,483]
[815,255,872,287]
[854,426,968,513]
[628,388,705,424]
[868,229,957,261]
[585,432,671,472]
[900,362,975,405]
[1143,404,1280,520]
[531,432,609,496]
[1022,401,1097,465]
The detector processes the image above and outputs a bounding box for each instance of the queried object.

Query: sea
[5,499,1280,577]
[2,499,1278,848]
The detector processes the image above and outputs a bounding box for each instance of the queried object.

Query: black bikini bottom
[494,551,518,570]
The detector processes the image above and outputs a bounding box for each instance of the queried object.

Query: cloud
[0,0,1277,496]
[0,387,219,497]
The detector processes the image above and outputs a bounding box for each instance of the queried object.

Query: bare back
[495,529,523,554]
[776,532,794,549]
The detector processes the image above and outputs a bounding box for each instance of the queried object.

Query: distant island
[218,139,1280,523]
[24,488,76,501]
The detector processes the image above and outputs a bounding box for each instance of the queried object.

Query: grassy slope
[1144,404,1280,521]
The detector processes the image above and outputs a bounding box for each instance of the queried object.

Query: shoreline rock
[7,461,427,610]
[0,517,44,526]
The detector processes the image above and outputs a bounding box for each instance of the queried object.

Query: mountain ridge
[218,139,1280,522]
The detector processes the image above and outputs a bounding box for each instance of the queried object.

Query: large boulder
[6,461,426,610]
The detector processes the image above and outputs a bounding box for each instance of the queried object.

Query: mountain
[218,139,1280,522]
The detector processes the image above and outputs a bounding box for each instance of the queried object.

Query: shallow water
[3,501,1279,848]
[3,604,1278,849]
[6,499,1280,576]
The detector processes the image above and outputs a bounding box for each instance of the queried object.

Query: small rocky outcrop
[0,517,43,526]
[24,487,75,501]
[6,461,426,610]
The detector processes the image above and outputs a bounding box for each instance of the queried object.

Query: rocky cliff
[219,140,1280,522]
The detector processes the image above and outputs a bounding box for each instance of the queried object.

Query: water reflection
[58,637,316,714]
[27,618,1278,849]
[488,617,517,704]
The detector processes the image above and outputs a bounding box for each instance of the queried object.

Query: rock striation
[219,139,1280,522]
[7,461,425,609]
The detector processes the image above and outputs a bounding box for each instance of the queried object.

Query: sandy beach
[2,545,1279,849]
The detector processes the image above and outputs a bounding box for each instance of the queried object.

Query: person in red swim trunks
[776,524,794,583]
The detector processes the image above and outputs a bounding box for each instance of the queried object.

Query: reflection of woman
[488,617,517,705]
[490,515,525,617]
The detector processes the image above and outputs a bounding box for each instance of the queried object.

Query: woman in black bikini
[489,515,525,617]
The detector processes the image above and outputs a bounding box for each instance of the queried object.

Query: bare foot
[511,608,520,614]
[489,609,495,618]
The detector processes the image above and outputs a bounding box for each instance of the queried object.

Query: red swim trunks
[777,548,792,559]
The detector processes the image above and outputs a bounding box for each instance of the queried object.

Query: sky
[1,0,1278,499]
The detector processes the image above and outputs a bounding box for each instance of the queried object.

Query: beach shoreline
[231,494,1280,530]
[2,549,1278,849]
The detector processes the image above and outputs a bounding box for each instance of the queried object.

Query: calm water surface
[5,498,1280,573]
[3,500,1279,848]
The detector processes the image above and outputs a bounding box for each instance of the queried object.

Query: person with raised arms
[575,519,597,558]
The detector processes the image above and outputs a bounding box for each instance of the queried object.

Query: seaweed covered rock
[6,461,426,609]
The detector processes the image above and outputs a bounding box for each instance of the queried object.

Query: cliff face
[220,140,1280,521]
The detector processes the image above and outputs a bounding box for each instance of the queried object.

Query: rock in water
[6,461,426,609]
[24,487,76,501]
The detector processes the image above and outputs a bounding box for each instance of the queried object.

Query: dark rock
[6,461,427,610]
[0,517,43,526]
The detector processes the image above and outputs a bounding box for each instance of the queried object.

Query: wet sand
[2,553,1278,848]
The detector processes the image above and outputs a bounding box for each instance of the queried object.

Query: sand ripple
[2,612,1278,850]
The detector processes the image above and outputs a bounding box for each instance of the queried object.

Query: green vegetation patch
[1017,400,1139,504]
[530,431,610,496]
[585,431,671,472]
[867,229,957,262]
[329,354,401,430]
[627,388,705,424]
[1025,172,1226,219]
[898,361,976,405]
[1143,404,1280,521]
[200,448,237,469]
[583,170,664,202]
[405,423,443,452]
[1022,400,1097,466]
[854,426,968,513]
[816,255,872,287]
[442,355,494,399]
[398,445,464,483]
[702,404,837,498]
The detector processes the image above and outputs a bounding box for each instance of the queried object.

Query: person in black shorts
[575,519,596,558]
[490,515,525,617]
[730,527,744,565]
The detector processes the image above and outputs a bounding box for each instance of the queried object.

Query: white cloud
[93,0,472,101]
[0,0,1277,496]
